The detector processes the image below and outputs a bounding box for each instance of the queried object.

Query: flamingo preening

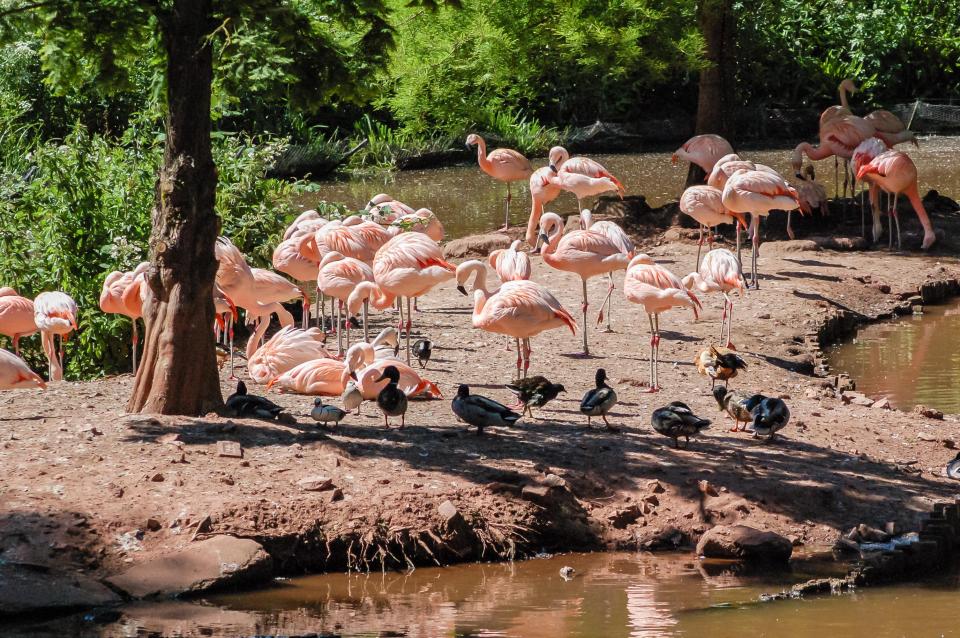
[682,248,745,349]
[33,291,78,382]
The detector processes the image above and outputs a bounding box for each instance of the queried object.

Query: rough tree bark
[687,0,735,187]
[127,0,223,414]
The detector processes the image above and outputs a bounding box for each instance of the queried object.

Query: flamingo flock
[0,78,939,450]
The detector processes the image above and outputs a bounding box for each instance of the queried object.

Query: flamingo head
[465,133,481,149]
[548,146,568,172]
[839,78,858,95]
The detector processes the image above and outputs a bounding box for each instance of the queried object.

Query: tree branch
[0,1,57,19]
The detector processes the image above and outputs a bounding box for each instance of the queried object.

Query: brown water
[827,299,960,414]
[12,551,960,637]
[298,136,960,239]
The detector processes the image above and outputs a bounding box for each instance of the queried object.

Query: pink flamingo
[346,281,397,344]
[548,172,622,213]
[856,150,937,250]
[682,248,745,349]
[366,194,416,222]
[548,146,625,211]
[721,169,801,289]
[247,325,332,385]
[251,267,309,328]
[819,78,857,126]
[273,232,320,326]
[465,134,533,230]
[283,210,325,240]
[33,291,78,382]
[792,114,875,199]
[852,138,891,244]
[99,261,150,371]
[458,260,577,378]
[578,209,635,332]
[679,185,747,269]
[317,251,375,353]
[267,357,350,396]
[0,288,37,355]
[0,349,45,390]
[865,110,917,148]
[623,255,701,392]
[394,208,445,242]
[488,240,532,282]
[672,134,735,176]
[346,342,442,400]
[538,212,631,354]
[526,166,562,249]
[372,232,456,364]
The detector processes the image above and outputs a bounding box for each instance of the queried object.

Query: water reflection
[827,299,960,413]
[299,136,960,240]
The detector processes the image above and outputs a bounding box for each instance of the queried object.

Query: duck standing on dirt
[451,384,521,435]
[580,368,617,429]
[713,386,754,431]
[506,375,566,417]
[744,395,790,441]
[226,380,284,420]
[651,402,711,448]
[375,365,408,428]
[341,379,363,414]
[311,399,347,427]
[412,338,432,368]
[946,453,960,480]
[696,345,747,389]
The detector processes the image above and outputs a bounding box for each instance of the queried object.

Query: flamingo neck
[467,262,489,294]
[839,81,850,109]
[475,137,491,171]
[472,288,489,318]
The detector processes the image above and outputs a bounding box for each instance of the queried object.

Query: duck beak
[375,372,388,382]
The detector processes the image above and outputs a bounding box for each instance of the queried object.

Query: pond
[10,551,960,637]
[826,299,960,414]
[297,136,960,240]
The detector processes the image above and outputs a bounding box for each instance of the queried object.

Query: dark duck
[696,345,747,388]
[412,338,432,368]
[452,384,521,435]
[506,375,565,417]
[744,395,790,441]
[651,401,711,448]
[225,380,284,420]
[579,368,617,429]
[376,365,408,428]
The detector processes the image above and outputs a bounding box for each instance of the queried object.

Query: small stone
[150,473,164,482]
[543,473,566,488]
[643,494,660,506]
[328,488,344,502]
[647,480,665,494]
[377,479,390,485]
[106,483,124,498]
[297,475,333,492]
[216,441,243,458]
[221,476,235,486]
[239,460,250,467]
[438,500,461,524]
[559,566,575,580]
[872,397,892,410]
[289,443,303,458]
[146,518,162,532]
[609,505,643,529]
[698,480,719,497]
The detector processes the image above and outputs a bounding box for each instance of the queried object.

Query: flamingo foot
[640,385,661,394]
[725,341,736,350]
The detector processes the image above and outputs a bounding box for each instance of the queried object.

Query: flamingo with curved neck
[466,133,533,231]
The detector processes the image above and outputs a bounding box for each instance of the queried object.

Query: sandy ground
[4,211,960,582]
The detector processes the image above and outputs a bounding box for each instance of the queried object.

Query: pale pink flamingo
[548,146,625,211]
[706,156,797,237]
[283,210,323,240]
[623,255,701,392]
[578,209,635,332]
[792,114,875,200]
[488,240,532,282]
[681,248,745,348]
[721,170,801,289]
[539,212,631,354]
[317,251,375,353]
[526,166,562,249]
[251,267,309,327]
[679,185,747,269]
[0,348,45,390]
[819,78,857,127]
[458,260,577,378]
[0,288,37,355]
[273,232,320,327]
[856,150,937,250]
[99,261,149,371]
[366,194,415,222]
[346,342,442,400]
[852,138,890,243]
[672,134,735,177]
[346,281,397,343]
[465,134,534,230]
[373,232,456,364]
[33,291,78,382]
[267,358,350,396]
[319,219,393,264]
[548,171,622,213]
[248,325,332,385]
[865,110,917,148]
[394,208,445,242]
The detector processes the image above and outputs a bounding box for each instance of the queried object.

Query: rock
[0,563,121,618]
[106,482,124,498]
[914,405,944,420]
[543,473,566,488]
[696,525,792,563]
[609,505,643,529]
[107,535,273,599]
[216,441,243,458]
[698,480,719,497]
[297,476,334,492]
[836,374,855,392]
[438,500,462,525]
[146,518,162,532]
[559,566,575,580]
[150,472,165,482]
[642,494,660,506]
[841,392,874,407]
[442,234,512,259]
[190,515,212,542]
[871,397,893,410]
[328,488,344,502]
[646,480,665,494]
[635,526,688,551]
[520,484,553,504]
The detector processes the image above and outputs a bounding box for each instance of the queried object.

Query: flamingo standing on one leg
[672,134,735,183]
[0,288,37,355]
[538,212,630,354]
[0,349,46,390]
[682,248,745,349]
[578,209,635,332]
[33,291,78,382]
[465,134,533,231]
[317,251,375,354]
[624,255,700,392]
[99,261,150,372]
[721,170,801,290]
[548,146,625,209]
[526,166,562,249]
[679,184,747,270]
[372,232,455,365]
[856,150,937,250]
[457,260,577,379]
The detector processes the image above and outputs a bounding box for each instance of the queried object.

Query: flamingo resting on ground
[539,212,630,354]
[0,288,37,355]
[344,342,442,400]
[247,325,332,385]
[0,348,45,390]
[458,260,577,378]
[856,150,937,250]
[682,248,745,349]
[623,255,701,392]
[465,134,533,231]
[372,232,455,364]
[33,291,78,382]
[721,170,801,289]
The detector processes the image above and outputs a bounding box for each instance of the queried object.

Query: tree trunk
[128,0,222,415]
[688,0,735,186]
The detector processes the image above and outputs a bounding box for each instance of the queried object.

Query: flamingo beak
[349,371,358,381]
[538,233,549,245]
[266,378,277,391]
[457,285,468,296]
[548,164,557,173]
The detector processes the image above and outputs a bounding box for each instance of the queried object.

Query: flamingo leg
[725,295,736,349]
[314,282,320,330]
[405,296,412,365]
[696,225,704,271]
[131,318,139,373]
[345,303,351,350]
[228,314,236,380]
[12,334,19,356]
[892,193,901,250]
[362,301,369,343]
[581,278,589,355]
[833,156,839,199]
[502,182,512,231]
[523,338,531,377]
[642,313,659,393]
[336,301,343,356]
[515,338,522,379]
[653,314,661,391]
[596,273,615,333]
[397,296,405,335]
[750,216,761,290]
[786,210,795,240]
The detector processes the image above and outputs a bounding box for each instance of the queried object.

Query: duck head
[594,368,609,388]
[375,365,401,384]
[457,384,470,398]
[712,386,729,408]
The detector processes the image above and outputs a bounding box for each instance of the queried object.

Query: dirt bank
[3,200,960,613]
